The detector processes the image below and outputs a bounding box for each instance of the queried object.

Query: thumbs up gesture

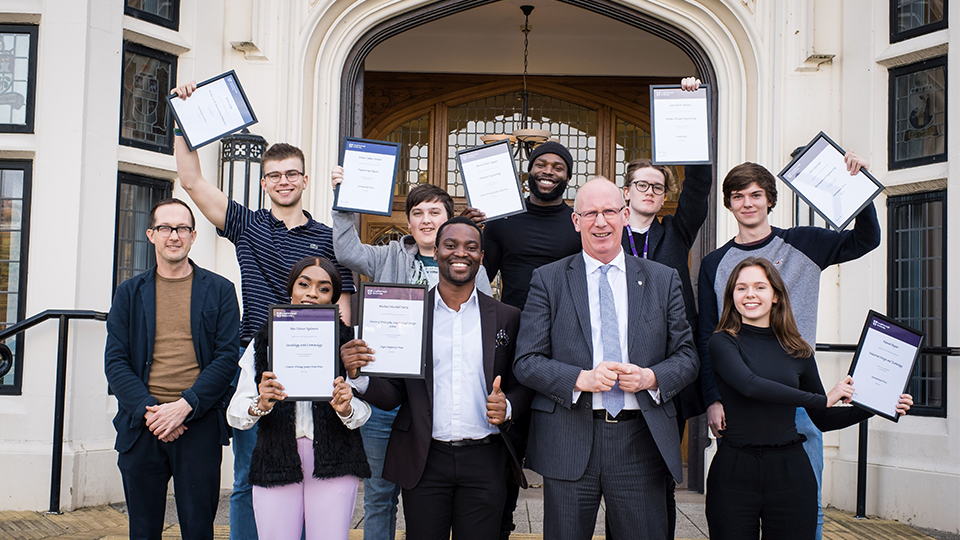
[486,375,508,425]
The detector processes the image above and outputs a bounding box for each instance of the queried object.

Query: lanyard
[625,224,649,259]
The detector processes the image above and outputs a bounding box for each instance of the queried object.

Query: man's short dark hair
[262,143,305,169]
[721,162,778,213]
[405,184,454,221]
[149,198,196,228]
[435,216,483,251]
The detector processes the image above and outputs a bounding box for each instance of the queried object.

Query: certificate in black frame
[268,304,341,401]
[649,84,713,166]
[333,137,401,216]
[846,310,924,422]
[777,131,885,231]
[166,70,258,151]
[456,139,527,222]
[358,282,428,379]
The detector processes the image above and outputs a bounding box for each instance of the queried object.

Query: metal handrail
[0,309,108,514]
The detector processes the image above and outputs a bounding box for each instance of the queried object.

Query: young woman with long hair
[227,256,371,540]
[704,257,912,540]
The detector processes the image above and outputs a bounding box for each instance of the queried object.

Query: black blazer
[358,288,533,490]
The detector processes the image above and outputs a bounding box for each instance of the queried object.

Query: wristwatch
[250,396,272,416]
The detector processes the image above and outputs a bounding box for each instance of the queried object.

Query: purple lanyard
[625,225,649,259]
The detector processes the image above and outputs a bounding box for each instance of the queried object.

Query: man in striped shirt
[173,78,355,540]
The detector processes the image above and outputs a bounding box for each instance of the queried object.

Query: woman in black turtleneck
[704,257,912,540]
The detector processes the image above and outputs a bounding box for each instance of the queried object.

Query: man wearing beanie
[482,140,582,539]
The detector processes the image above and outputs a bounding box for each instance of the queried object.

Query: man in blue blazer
[105,198,239,540]
[514,178,698,540]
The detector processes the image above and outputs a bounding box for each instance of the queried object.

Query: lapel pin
[638,280,643,286]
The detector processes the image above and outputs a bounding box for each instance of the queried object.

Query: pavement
[1,471,956,540]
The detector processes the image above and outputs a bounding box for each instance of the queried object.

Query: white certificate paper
[778,132,884,231]
[333,138,400,216]
[359,284,427,378]
[167,71,257,150]
[457,140,526,221]
[269,306,339,400]
[650,85,711,165]
[848,312,923,422]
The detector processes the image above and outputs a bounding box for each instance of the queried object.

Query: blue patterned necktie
[599,264,625,417]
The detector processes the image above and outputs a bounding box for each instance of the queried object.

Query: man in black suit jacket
[342,217,533,540]
[514,179,698,540]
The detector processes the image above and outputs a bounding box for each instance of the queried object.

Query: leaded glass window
[891,0,947,42]
[386,115,430,197]
[889,57,946,170]
[125,0,180,30]
[447,92,597,199]
[0,25,38,133]
[120,42,177,154]
[114,173,172,290]
[0,161,31,395]
[888,190,946,416]
[615,117,681,205]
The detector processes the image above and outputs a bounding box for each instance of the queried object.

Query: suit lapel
[425,288,436,406]
[647,220,665,257]
[190,265,207,365]
[626,257,652,367]
[479,293,497,391]
[566,255,594,359]
[140,271,157,371]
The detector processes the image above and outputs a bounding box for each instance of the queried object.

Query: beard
[527,172,568,202]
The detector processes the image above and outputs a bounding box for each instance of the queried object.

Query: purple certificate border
[267,304,340,401]
[357,282,428,379]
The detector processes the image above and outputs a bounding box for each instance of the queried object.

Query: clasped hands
[575,361,657,393]
[145,398,192,443]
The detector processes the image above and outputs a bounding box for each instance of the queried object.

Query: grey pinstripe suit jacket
[513,252,699,483]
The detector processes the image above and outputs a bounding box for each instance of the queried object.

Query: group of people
[103,77,912,540]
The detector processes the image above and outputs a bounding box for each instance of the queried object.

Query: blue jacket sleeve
[104,283,158,429]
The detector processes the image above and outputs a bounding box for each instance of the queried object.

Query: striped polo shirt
[218,200,356,342]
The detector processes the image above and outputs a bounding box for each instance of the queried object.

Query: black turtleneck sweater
[482,198,582,310]
[708,324,871,447]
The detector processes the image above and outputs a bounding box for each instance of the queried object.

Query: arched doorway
[335,0,720,491]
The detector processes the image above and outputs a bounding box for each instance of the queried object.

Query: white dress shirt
[573,249,661,408]
[227,339,370,436]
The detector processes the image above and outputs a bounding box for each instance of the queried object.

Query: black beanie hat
[527,141,573,173]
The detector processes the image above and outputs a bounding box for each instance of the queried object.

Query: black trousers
[402,437,509,540]
[117,409,223,540]
[705,441,818,540]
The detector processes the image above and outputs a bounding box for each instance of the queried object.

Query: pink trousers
[252,437,359,540]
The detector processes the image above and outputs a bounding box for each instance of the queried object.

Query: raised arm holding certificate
[650,84,712,165]
[333,138,401,216]
[358,283,428,378]
[778,132,884,231]
[457,139,526,221]
[847,311,923,422]
[268,305,341,400]
[167,71,257,150]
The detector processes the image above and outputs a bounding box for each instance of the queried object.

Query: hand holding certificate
[847,311,923,422]
[268,305,341,401]
[778,132,884,231]
[650,81,712,165]
[358,283,428,378]
[333,138,401,216]
[457,139,527,221]
[168,71,258,151]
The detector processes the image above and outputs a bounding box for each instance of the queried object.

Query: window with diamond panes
[0,161,31,395]
[113,173,172,290]
[889,57,947,170]
[120,42,177,154]
[891,0,947,42]
[0,25,38,133]
[888,190,946,416]
[125,0,180,30]
[385,115,430,197]
[447,92,597,199]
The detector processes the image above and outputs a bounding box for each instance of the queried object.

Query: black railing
[815,342,959,519]
[0,310,108,514]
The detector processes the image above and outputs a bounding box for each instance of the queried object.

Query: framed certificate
[846,310,923,422]
[457,139,527,222]
[778,132,884,231]
[649,85,712,165]
[268,304,341,401]
[358,283,428,378]
[167,70,258,151]
[333,138,401,216]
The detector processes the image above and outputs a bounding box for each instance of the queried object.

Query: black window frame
[119,41,178,155]
[890,0,948,43]
[124,0,181,31]
[0,24,39,134]
[0,160,33,396]
[888,56,948,171]
[112,172,172,293]
[887,189,948,417]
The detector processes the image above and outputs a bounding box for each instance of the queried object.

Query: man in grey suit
[514,177,698,540]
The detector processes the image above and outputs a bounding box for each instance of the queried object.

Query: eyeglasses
[631,181,666,195]
[152,225,194,236]
[575,206,625,222]
[263,170,304,183]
